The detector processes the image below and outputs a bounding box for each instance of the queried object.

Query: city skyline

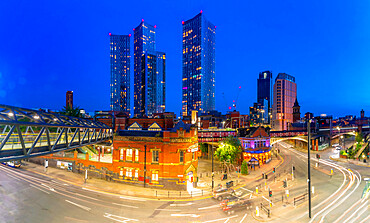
[0,1,369,118]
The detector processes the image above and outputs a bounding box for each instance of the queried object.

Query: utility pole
[144,145,147,188]
[212,134,214,190]
[307,119,312,218]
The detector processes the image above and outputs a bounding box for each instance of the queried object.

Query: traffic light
[262,173,265,179]
[316,154,321,159]
[283,180,287,188]
[292,166,295,171]
[273,168,276,173]
[269,190,272,197]
[265,174,268,179]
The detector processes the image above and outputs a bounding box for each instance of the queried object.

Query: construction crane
[232,86,242,110]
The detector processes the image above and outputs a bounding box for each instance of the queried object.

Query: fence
[260,203,271,218]
[293,193,308,206]
[154,189,211,198]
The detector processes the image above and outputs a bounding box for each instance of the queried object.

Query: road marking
[103,213,138,222]
[342,200,369,223]
[198,204,220,210]
[239,187,252,192]
[30,184,50,194]
[65,200,91,211]
[119,195,146,201]
[359,214,370,223]
[240,213,248,223]
[41,183,55,191]
[203,215,238,222]
[6,173,21,181]
[170,202,193,207]
[155,208,180,211]
[112,203,139,209]
[240,193,252,198]
[171,213,200,218]
[224,219,229,223]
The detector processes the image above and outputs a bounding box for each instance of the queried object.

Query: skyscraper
[182,11,216,117]
[66,91,73,108]
[272,73,297,131]
[257,71,272,108]
[110,33,131,113]
[134,20,165,117]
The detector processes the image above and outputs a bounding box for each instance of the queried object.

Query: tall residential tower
[110,33,131,113]
[272,73,297,131]
[182,11,216,117]
[134,20,165,117]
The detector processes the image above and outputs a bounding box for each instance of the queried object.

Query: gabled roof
[148,122,162,131]
[127,122,142,131]
[171,120,191,132]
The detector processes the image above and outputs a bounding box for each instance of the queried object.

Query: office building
[257,71,272,122]
[272,73,297,131]
[110,33,131,113]
[182,11,216,117]
[134,20,165,117]
[66,91,73,108]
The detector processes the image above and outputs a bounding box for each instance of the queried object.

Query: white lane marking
[171,213,200,218]
[119,195,146,201]
[239,187,252,192]
[224,219,229,223]
[198,204,220,210]
[30,184,50,194]
[155,208,180,211]
[203,215,238,223]
[65,200,91,211]
[170,202,194,207]
[41,183,55,191]
[103,213,138,222]
[6,173,21,181]
[359,214,370,223]
[262,196,272,204]
[343,200,369,223]
[112,203,139,209]
[51,180,68,186]
[240,213,248,223]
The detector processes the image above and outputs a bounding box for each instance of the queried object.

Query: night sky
[0,0,369,118]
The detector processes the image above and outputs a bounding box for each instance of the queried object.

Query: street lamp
[307,119,312,218]
[211,134,214,190]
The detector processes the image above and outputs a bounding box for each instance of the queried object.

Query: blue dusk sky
[0,0,369,118]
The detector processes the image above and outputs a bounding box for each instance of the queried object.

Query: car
[219,194,240,207]
[221,197,252,215]
[333,143,339,147]
[335,146,342,150]
[213,188,235,201]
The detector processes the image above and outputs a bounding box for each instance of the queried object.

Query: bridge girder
[271,136,308,145]
[0,104,113,162]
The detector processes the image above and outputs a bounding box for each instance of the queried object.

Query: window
[152,150,159,163]
[126,149,132,161]
[126,169,132,178]
[179,150,184,163]
[135,149,139,162]
[119,169,123,177]
[120,149,124,160]
[152,171,158,181]
[134,169,139,178]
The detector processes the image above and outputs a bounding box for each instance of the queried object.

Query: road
[0,142,369,222]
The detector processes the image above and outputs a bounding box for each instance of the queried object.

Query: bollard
[256,186,258,194]
[312,186,315,194]
[256,206,259,217]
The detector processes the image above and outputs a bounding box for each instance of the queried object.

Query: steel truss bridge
[0,105,113,162]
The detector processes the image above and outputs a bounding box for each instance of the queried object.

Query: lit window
[152,171,159,181]
[126,149,132,161]
[126,168,132,178]
[120,169,123,177]
[120,149,124,160]
[134,169,139,178]
[135,149,139,162]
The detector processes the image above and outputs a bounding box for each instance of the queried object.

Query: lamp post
[307,119,312,218]
[144,145,147,188]
[211,134,214,190]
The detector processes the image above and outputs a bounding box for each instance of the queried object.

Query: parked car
[221,197,252,215]
[333,143,339,147]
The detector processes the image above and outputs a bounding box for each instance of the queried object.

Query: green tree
[214,135,242,164]
[241,160,249,175]
[60,105,82,118]
[199,143,208,154]
[355,133,363,143]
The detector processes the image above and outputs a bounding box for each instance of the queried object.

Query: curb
[329,156,370,168]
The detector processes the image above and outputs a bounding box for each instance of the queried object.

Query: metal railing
[293,193,308,206]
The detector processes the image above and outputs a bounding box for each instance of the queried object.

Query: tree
[241,160,249,175]
[214,135,242,164]
[355,133,363,143]
[199,143,208,154]
[60,105,82,118]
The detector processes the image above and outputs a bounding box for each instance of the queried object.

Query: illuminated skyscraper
[66,91,73,108]
[182,11,216,117]
[110,33,130,113]
[272,73,297,131]
[134,20,165,117]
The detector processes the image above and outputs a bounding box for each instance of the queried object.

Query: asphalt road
[0,143,369,223]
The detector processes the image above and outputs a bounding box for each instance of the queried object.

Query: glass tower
[134,21,165,117]
[182,12,216,117]
[110,33,130,113]
[257,70,272,123]
[272,73,297,131]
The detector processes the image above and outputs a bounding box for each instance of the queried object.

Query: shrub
[241,160,249,175]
